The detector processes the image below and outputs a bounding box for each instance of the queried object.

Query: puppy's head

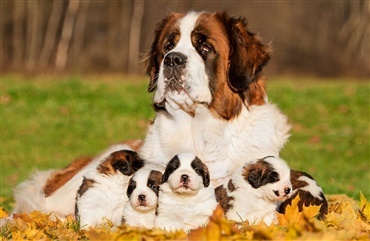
[162,153,210,195]
[97,150,144,176]
[243,156,292,201]
[126,168,162,211]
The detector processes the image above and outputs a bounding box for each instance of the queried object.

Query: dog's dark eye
[201,44,211,53]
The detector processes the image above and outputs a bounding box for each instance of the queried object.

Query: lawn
[1,74,369,211]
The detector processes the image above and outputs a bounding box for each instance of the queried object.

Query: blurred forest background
[1,0,369,77]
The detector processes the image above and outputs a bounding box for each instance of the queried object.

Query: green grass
[1,74,369,210]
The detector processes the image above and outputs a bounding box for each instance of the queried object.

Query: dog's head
[146,11,270,119]
[97,150,144,176]
[126,168,163,211]
[162,153,210,195]
[242,156,292,201]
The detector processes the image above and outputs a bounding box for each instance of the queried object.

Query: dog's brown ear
[216,12,271,93]
[145,13,180,93]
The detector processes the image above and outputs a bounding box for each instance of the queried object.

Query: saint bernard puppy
[122,168,162,229]
[215,156,292,226]
[75,149,144,228]
[140,11,291,186]
[13,140,143,220]
[155,153,218,233]
[278,169,328,219]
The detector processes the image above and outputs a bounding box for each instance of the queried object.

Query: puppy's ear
[126,179,136,198]
[127,151,145,172]
[247,168,262,189]
[202,165,210,188]
[112,158,129,175]
[191,157,210,187]
[216,12,270,93]
[161,155,180,184]
[145,13,179,93]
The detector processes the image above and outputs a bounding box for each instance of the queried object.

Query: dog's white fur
[13,143,135,220]
[155,153,218,232]
[140,12,290,187]
[222,156,292,226]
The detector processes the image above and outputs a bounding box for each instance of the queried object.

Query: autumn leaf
[277,194,321,228]
[359,192,370,223]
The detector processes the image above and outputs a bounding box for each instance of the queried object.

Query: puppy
[278,169,328,219]
[122,168,162,229]
[13,140,142,220]
[155,153,218,233]
[75,150,144,229]
[215,156,292,226]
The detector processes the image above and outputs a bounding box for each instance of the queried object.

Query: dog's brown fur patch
[43,156,93,197]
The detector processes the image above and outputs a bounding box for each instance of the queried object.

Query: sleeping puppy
[155,153,218,233]
[122,168,162,229]
[215,156,292,226]
[278,169,328,219]
[75,150,144,229]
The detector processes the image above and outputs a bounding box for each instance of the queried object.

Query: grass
[1,74,369,211]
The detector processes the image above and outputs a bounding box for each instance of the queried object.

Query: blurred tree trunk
[39,0,64,70]
[12,1,25,70]
[25,1,42,71]
[339,1,369,65]
[55,0,80,71]
[71,0,90,68]
[128,0,144,74]
[120,2,132,72]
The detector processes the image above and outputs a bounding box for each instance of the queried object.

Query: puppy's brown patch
[97,150,144,176]
[148,170,163,196]
[77,177,96,197]
[215,179,236,213]
[43,156,93,197]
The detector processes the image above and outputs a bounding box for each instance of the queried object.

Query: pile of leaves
[1,193,369,240]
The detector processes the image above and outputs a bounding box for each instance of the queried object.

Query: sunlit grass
[1,74,368,210]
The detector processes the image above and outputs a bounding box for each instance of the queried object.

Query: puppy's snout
[138,194,146,202]
[284,187,291,195]
[164,52,187,68]
[181,174,189,183]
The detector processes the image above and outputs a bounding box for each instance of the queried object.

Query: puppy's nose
[181,174,189,182]
[164,52,187,68]
[284,187,291,195]
[138,194,146,202]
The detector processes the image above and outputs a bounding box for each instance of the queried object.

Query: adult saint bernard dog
[140,11,290,186]
[10,11,290,221]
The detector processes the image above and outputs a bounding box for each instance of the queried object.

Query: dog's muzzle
[163,52,187,92]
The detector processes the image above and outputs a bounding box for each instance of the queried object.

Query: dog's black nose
[138,194,146,201]
[284,187,291,195]
[181,174,189,182]
[164,52,187,67]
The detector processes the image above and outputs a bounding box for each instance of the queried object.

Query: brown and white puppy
[140,11,290,187]
[278,170,328,219]
[155,153,218,233]
[215,156,292,226]
[75,150,144,229]
[122,168,162,229]
[13,140,143,220]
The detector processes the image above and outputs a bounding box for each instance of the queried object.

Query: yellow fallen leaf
[359,192,370,223]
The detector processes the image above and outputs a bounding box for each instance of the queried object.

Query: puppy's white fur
[221,156,292,226]
[122,168,162,229]
[155,153,218,232]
